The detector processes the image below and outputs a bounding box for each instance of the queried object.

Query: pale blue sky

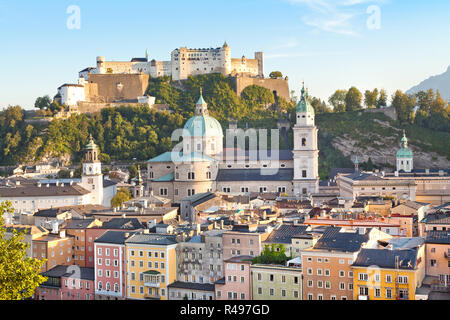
[0,0,449,109]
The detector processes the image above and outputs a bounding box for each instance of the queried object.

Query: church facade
[146,84,319,204]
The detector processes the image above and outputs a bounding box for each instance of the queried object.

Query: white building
[0,137,117,215]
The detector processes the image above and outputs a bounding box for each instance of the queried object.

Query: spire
[196,88,208,116]
[145,49,149,61]
[354,155,359,173]
[401,130,408,148]
[136,165,143,185]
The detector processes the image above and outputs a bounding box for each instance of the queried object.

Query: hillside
[407,66,450,101]
[316,111,450,176]
[1,74,449,179]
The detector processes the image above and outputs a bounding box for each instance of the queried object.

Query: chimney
[16,180,21,186]
[196,224,201,236]
[37,182,42,188]
[56,181,59,187]
[59,230,66,238]
[220,220,224,230]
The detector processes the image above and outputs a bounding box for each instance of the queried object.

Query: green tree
[311,97,332,114]
[34,96,52,110]
[0,201,47,300]
[269,71,283,79]
[345,87,363,111]
[377,89,387,108]
[111,188,132,208]
[391,90,416,124]
[364,89,379,109]
[328,90,347,112]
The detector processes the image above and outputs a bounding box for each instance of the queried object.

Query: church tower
[396,130,413,172]
[292,83,319,196]
[133,165,145,198]
[80,135,104,205]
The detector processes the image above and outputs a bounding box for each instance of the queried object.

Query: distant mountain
[407,66,450,101]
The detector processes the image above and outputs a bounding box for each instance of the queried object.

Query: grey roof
[131,57,148,62]
[95,230,135,244]
[400,201,430,210]
[63,219,96,229]
[344,172,383,181]
[420,212,450,225]
[100,218,146,230]
[352,248,418,270]
[103,179,118,188]
[264,225,309,244]
[42,265,95,281]
[168,281,215,292]
[0,184,90,198]
[384,237,424,249]
[313,227,370,252]
[125,233,177,245]
[181,192,216,207]
[224,255,254,263]
[34,208,71,218]
[217,168,294,182]
[425,230,450,244]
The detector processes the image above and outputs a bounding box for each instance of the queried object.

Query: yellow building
[125,232,177,300]
[352,245,425,300]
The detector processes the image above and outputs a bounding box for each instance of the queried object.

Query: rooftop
[313,226,371,253]
[425,230,450,244]
[353,248,418,270]
[167,281,215,292]
[217,168,294,182]
[41,265,95,281]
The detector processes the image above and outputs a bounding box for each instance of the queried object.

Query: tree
[364,89,379,109]
[241,85,275,110]
[128,165,138,182]
[311,97,332,114]
[345,87,363,111]
[391,90,416,124]
[0,201,47,300]
[269,71,283,79]
[111,188,132,208]
[328,90,347,112]
[377,89,387,108]
[34,96,52,110]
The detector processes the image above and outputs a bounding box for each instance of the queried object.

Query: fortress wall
[233,76,291,102]
[87,74,150,103]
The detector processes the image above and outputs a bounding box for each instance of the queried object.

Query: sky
[0,0,449,109]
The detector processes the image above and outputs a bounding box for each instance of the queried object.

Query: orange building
[62,218,102,267]
[425,230,450,286]
[301,227,391,300]
[33,231,74,272]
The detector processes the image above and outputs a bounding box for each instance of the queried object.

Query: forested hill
[1,74,449,179]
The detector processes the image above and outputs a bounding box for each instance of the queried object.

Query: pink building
[85,218,146,268]
[94,231,133,300]
[222,226,269,261]
[35,265,95,300]
[425,230,450,285]
[215,256,253,300]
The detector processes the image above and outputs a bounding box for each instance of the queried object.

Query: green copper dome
[184,115,223,137]
[85,135,98,150]
[396,148,413,158]
[296,84,315,114]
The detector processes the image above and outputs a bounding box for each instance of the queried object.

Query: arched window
[98,281,102,290]
[302,138,307,147]
[106,282,110,291]
[114,283,119,292]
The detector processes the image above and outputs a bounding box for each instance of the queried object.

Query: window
[270,274,274,282]
[269,288,274,296]
[302,170,307,178]
[339,270,345,277]
[317,281,323,288]
[257,273,262,281]
[257,287,262,295]
[307,268,313,275]
[241,187,249,193]
[430,259,437,267]
[340,282,345,290]
[359,287,369,296]
[375,288,381,298]
[386,275,392,283]
[397,276,408,284]
[358,273,369,281]
[307,280,313,288]
[222,187,231,193]
[386,288,392,299]
[187,189,195,196]
[317,269,322,276]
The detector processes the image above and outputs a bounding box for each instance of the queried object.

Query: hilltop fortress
[56,43,290,113]
[90,42,264,80]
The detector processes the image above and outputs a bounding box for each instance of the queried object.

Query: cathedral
[146,84,319,203]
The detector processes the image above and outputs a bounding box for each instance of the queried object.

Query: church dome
[396,148,413,158]
[184,115,223,137]
[296,84,315,114]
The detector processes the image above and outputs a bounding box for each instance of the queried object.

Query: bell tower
[80,135,104,205]
[292,83,319,196]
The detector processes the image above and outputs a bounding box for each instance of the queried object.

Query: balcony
[358,295,369,300]
[144,294,160,300]
[143,270,161,288]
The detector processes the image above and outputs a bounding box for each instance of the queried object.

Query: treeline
[307,86,449,132]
